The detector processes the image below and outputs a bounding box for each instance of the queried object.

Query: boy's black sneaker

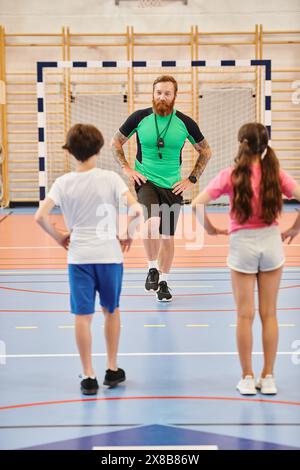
[80,377,99,395]
[156,281,172,302]
[145,268,160,292]
[103,368,126,387]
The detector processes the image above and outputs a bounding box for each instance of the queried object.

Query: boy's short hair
[62,123,104,162]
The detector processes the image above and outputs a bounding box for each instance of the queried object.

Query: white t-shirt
[47,168,128,264]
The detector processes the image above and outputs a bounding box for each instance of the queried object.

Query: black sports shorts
[135,180,183,236]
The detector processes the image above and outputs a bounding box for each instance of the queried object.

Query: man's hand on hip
[123,167,147,186]
[172,178,194,195]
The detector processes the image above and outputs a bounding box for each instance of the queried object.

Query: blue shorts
[68,263,123,315]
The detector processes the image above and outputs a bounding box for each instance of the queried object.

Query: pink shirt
[205,163,297,233]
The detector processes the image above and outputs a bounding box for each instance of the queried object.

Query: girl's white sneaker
[236,375,257,395]
[256,375,277,395]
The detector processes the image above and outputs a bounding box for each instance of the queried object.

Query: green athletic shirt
[119,108,204,189]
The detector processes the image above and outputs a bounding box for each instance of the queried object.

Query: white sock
[148,260,158,270]
[160,272,168,283]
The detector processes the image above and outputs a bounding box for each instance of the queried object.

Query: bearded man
[111,75,211,302]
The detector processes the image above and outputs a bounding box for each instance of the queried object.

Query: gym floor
[0,206,299,450]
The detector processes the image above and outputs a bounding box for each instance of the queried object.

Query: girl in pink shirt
[192,122,300,396]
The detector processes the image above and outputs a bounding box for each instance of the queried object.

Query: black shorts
[135,180,183,236]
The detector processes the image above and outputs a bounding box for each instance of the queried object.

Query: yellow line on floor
[15,326,38,330]
[185,324,210,328]
[144,324,166,328]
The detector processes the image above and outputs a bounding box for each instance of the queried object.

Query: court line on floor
[2,278,300,283]
[1,283,299,296]
[1,268,300,275]
[1,395,300,412]
[1,307,299,313]
[0,275,299,280]
[0,351,297,358]
[11,323,296,330]
[0,423,299,429]
[1,244,300,249]
[0,211,13,224]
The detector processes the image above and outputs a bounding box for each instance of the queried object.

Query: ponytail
[231,140,254,224]
[260,145,282,224]
[232,123,283,225]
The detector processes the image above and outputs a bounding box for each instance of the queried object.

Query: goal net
[38,60,271,204]
[198,87,256,204]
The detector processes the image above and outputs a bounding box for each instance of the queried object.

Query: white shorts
[227,225,285,274]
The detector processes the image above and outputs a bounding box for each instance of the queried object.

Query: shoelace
[148,269,159,282]
[243,376,255,386]
[159,282,172,294]
[261,375,274,386]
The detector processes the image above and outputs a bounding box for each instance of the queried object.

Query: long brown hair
[231,122,282,224]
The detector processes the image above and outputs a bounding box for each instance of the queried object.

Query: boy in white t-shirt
[35,124,142,395]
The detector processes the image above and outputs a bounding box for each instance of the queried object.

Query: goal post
[36,59,271,202]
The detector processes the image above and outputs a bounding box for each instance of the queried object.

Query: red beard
[152,97,175,116]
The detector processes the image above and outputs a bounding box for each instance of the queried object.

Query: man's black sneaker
[80,377,99,395]
[103,368,126,387]
[156,281,172,302]
[145,268,160,292]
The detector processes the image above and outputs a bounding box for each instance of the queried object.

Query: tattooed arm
[189,138,212,180]
[110,130,130,169]
[110,130,147,186]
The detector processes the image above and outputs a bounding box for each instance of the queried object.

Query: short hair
[62,123,104,162]
[153,75,178,94]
